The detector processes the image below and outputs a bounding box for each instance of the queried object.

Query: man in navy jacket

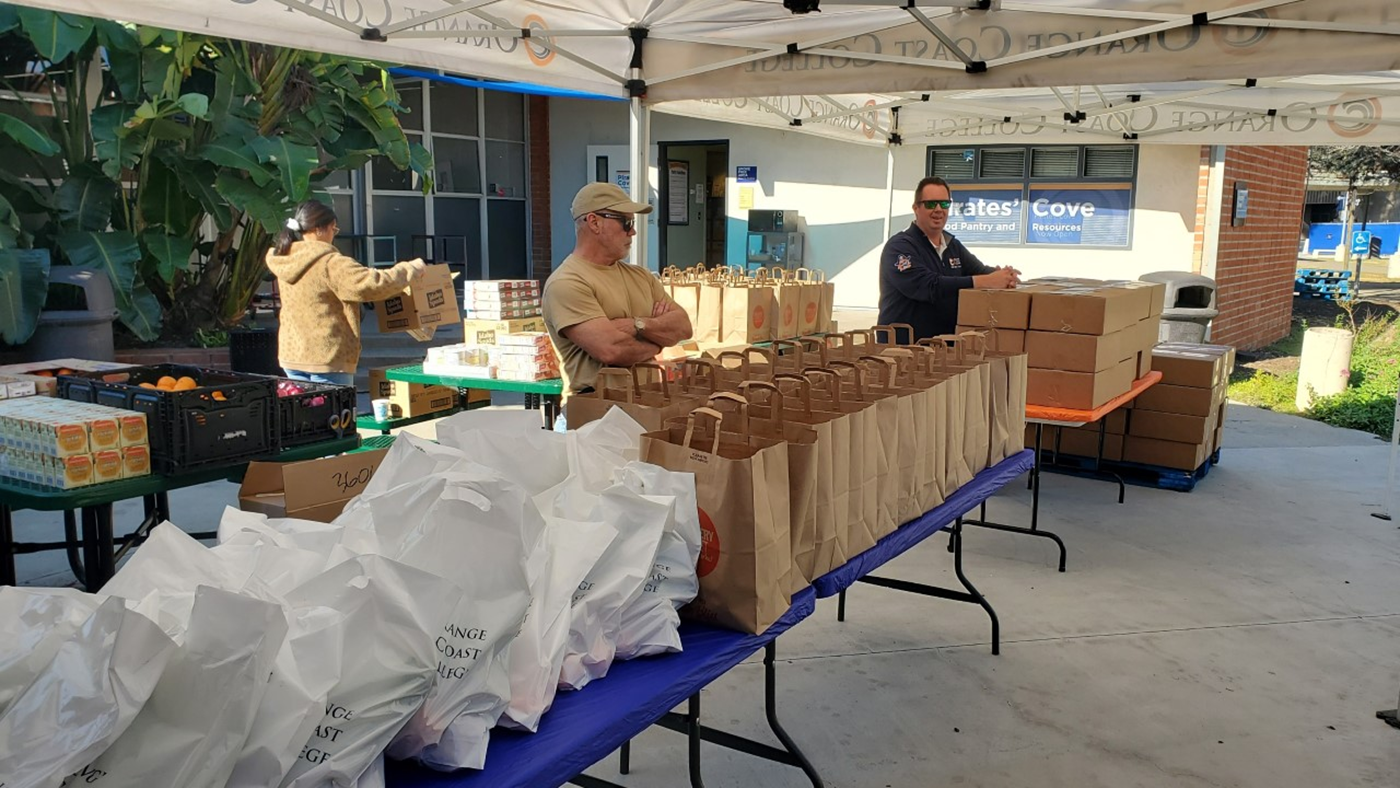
[878,176,1020,341]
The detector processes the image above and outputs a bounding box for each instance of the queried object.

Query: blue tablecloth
[386,586,817,788]
[812,450,1034,598]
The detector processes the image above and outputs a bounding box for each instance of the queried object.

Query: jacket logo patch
[948,256,962,269]
[895,254,912,272]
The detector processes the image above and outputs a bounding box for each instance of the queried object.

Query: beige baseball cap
[571,182,653,219]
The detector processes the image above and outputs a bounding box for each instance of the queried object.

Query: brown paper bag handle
[772,373,814,415]
[715,351,751,377]
[633,362,671,399]
[595,367,639,403]
[738,380,785,422]
[802,367,844,406]
[770,339,805,366]
[680,357,719,394]
[705,392,750,436]
[956,330,989,359]
[826,360,868,401]
[857,355,898,390]
[683,408,725,455]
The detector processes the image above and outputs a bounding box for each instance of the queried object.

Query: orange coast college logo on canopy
[523,14,554,66]
[1211,8,1274,54]
[1327,95,1383,139]
[860,99,878,140]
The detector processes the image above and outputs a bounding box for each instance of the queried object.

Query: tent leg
[630,97,651,270]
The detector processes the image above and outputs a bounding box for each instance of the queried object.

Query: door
[659,141,728,272]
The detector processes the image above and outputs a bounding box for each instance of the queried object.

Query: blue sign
[1026,186,1132,246]
[946,189,1023,245]
[736,165,758,183]
[1352,230,1373,256]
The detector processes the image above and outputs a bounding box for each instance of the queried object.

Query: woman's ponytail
[271,200,339,257]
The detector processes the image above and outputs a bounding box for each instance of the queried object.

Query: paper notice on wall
[739,186,754,210]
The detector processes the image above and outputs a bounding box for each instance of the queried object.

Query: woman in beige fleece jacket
[266,201,426,386]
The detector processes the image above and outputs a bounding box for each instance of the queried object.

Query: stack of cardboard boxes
[960,279,1164,410]
[366,367,464,420]
[372,263,460,341]
[490,333,559,382]
[462,280,544,341]
[1123,343,1234,470]
[0,397,150,488]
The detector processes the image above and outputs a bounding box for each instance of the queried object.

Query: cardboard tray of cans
[58,363,277,474]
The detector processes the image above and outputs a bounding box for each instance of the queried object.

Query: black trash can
[229,326,281,376]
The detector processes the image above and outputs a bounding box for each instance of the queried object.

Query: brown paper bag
[694,276,725,345]
[772,274,803,340]
[985,329,1028,459]
[714,387,818,593]
[807,366,880,557]
[918,339,973,493]
[721,282,774,345]
[640,407,792,635]
[801,368,868,569]
[859,353,927,527]
[932,335,992,478]
[773,374,844,578]
[794,269,823,335]
[831,360,900,541]
[565,363,707,431]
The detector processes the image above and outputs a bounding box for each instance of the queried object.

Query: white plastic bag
[556,485,669,690]
[0,588,104,716]
[435,411,569,495]
[279,555,462,787]
[76,586,288,788]
[615,462,703,659]
[354,433,474,499]
[0,597,177,788]
[499,516,616,732]
[217,507,346,565]
[367,471,536,770]
[566,409,646,492]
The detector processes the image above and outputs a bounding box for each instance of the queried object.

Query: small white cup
[371,398,392,422]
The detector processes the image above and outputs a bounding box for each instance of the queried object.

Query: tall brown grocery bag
[794,268,823,335]
[813,269,836,332]
[772,374,845,578]
[718,386,819,593]
[917,338,973,494]
[983,328,1028,459]
[565,363,707,431]
[809,365,881,556]
[640,407,792,635]
[721,280,774,345]
[802,368,869,568]
[832,359,901,541]
[958,329,1018,466]
[930,335,992,478]
[670,271,702,330]
[771,269,803,340]
[860,349,928,527]
[694,271,726,345]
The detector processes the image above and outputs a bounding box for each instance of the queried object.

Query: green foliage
[1308,145,1400,185]
[1306,313,1400,438]
[1228,369,1299,413]
[0,248,49,343]
[194,327,228,348]
[0,5,431,345]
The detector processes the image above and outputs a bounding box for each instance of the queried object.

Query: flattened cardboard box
[374,264,459,338]
[367,368,457,418]
[239,448,387,523]
[462,316,547,344]
[1025,328,1129,373]
[1029,287,1142,336]
[1026,356,1136,410]
[956,289,1033,330]
[1122,435,1209,471]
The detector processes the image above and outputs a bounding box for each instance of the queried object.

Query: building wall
[1192,146,1210,272]
[528,95,553,278]
[1209,146,1306,349]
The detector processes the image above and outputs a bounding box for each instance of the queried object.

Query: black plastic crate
[275,379,358,449]
[58,364,277,475]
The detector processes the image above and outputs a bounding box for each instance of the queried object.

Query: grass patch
[1231,312,1399,438]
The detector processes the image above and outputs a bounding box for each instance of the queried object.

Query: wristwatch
[633,317,646,340]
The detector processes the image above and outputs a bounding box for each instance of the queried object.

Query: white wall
[549,98,1200,309]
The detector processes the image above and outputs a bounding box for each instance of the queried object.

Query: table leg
[542,395,561,430]
[764,642,824,787]
[0,505,16,586]
[960,426,1068,572]
[836,589,846,622]
[81,507,101,591]
[65,510,85,583]
[80,505,117,591]
[619,740,631,775]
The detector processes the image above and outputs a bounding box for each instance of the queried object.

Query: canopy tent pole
[630,97,651,270]
[884,107,900,243]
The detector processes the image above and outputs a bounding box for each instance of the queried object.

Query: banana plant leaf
[17,8,94,63]
[57,229,160,341]
[249,136,319,203]
[0,248,50,345]
[141,230,194,285]
[55,169,116,232]
[0,115,60,157]
[140,155,201,235]
[215,172,286,233]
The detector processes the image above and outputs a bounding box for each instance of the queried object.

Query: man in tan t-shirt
[543,183,693,394]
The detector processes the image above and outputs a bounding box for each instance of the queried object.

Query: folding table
[961,371,1163,572]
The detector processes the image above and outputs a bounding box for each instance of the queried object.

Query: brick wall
[1192,146,1210,272]
[528,95,553,280]
[115,347,230,369]
[1207,146,1306,350]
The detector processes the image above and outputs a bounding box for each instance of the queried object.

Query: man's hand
[974,267,1018,289]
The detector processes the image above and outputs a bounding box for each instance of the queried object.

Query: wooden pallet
[1039,449,1222,492]
[1295,268,1353,301]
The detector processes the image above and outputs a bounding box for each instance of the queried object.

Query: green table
[385,364,564,429]
[0,435,360,589]
[353,399,489,436]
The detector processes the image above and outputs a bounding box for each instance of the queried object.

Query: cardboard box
[1127,409,1217,444]
[1151,344,1230,389]
[1028,286,1143,336]
[368,367,458,419]
[1113,280,1167,317]
[1122,435,1209,471]
[956,289,1033,330]
[1054,428,1125,461]
[957,326,1026,354]
[1025,329,1129,373]
[0,358,130,376]
[463,316,547,345]
[1126,317,1160,356]
[1027,356,1136,410]
[122,445,151,478]
[374,264,460,338]
[1132,381,1226,417]
[238,449,388,523]
[0,373,53,398]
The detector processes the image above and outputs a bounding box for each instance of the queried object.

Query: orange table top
[1026,371,1163,425]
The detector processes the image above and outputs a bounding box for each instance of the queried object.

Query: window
[925,144,1138,248]
[361,77,531,277]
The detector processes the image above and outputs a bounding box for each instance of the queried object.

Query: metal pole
[629,97,651,269]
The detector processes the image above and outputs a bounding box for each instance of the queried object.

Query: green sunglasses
[918,199,953,210]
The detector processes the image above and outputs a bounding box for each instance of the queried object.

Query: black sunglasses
[918,199,953,210]
[594,211,635,232]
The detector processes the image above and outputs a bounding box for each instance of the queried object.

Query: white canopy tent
[18,1,1400,255]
